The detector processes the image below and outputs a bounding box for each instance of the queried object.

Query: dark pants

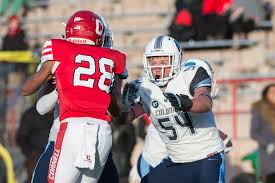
[31,141,119,183]
[31,141,54,183]
[266,172,275,183]
[25,149,43,183]
[141,153,225,183]
[98,152,119,183]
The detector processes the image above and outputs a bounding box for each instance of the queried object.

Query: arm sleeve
[114,52,126,75]
[40,39,61,74]
[250,108,269,147]
[189,67,212,96]
[118,69,128,79]
[40,40,54,64]
[36,89,58,115]
[18,31,29,50]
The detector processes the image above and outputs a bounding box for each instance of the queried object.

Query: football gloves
[164,92,193,111]
[122,82,140,112]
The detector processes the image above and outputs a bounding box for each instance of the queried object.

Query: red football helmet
[65,10,104,46]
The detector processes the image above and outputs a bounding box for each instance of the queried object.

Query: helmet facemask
[98,14,113,48]
[103,30,113,48]
[143,36,182,87]
[144,54,181,87]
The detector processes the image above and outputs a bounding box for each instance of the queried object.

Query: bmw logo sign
[152,100,159,108]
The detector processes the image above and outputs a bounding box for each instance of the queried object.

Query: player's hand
[164,92,193,111]
[122,83,140,112]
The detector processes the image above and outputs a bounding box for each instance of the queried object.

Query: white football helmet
[143,36,182,87]
[182,59,218,98]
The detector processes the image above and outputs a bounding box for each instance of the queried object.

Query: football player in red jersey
[22,10,126,183]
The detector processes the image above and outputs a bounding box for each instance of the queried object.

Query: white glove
[266,143,275,155]
[122,82,140,112]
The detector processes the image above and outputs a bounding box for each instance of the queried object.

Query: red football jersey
[41,39,126,121]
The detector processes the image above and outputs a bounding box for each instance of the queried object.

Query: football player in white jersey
[129,59,232,183]
[122,35,225,183]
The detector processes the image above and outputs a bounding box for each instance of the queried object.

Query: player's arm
[36,88,58,115]
[164,67,212,113]
[164,87,212,113]
[37,78,56,99]
[190,67,213,112]
[36,79,57,115]
[109,51,128,118]
[21,61,55,96]
[190,86,212,112]
[108,75,123,117]
[122,103,145,124]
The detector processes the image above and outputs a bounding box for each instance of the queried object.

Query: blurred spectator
[172,0,233,41]
[175,0,201,14]
[111,122,136,183]
[16,104,53,183]
[1,15,30,150]
[2,15,29,73]
[227,6,256,39]
[172,0,268,41]
[1,14,29,78]
[199,0,233,40]
[262,1,273,21]
[201,0,232,15]
[2,15,28,51]
[250,84,275,183]
[168,9,196,41]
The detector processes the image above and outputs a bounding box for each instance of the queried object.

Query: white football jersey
[135,65,224,163]
[142,123,167,167]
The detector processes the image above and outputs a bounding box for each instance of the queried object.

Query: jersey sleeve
[36,89,58,115]
[40,39,62,74]
[113,52,126,75]
[40,40,54,64]
[119,69,128,79]
[189,67,212,96]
